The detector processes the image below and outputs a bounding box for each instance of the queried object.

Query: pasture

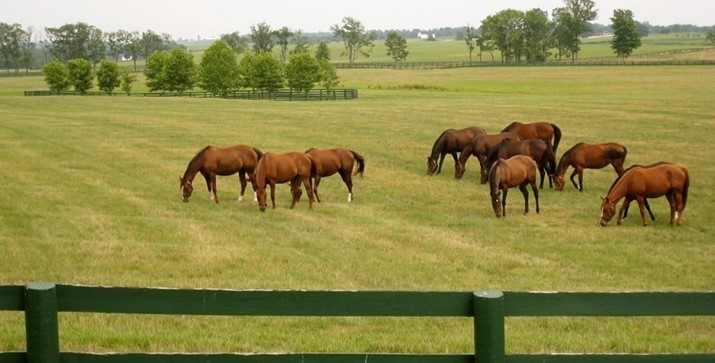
[0,65,714,354]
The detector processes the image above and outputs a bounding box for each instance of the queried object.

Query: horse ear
[600,196,606,202]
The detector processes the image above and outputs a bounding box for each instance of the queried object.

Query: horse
[488,155,540,218]
[553,142,627,192]
[484,139,556,188]
[600,162,689,227]
[501,121,562,154]
[427,126,486,177]
[305,148,366,202]
[455,132,521,181]
[255,152,317,212]
[179,144,263,204]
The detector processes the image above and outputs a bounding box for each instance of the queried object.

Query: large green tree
[481,9,526,62]
[238,51,283,92]
[0,22,24,73]
[67,58,94,94]
[284,53,320,92]
[42,59,71,93]
[523,8,553,63]
[45,23,101,62]
[464,25,479,62]
[96,60,121,94]
[555,0,598,61]
[144,50,169,92]
[385,31,409,63]
[199,40,240,96]
[250,22,274,53]
[610,9,642,61]
[315,40,330,61]
[164,48,195,93]
[274,26,294,64]
[707,29,715,45]
[330,17,376,65]
[220,32,248,54]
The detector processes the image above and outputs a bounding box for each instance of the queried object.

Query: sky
[5,0,714,40]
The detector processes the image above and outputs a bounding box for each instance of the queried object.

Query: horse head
[179,177,193,203]
[490,191,503,218]
[427,157,438,176]
[553,174,566,191]
[256,186,267,212]
[599,196,616,226]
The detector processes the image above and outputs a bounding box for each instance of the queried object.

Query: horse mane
[555,142,582,174]
[485,139,510,170]
[182,145,211,180]
[255,152,271,186]
[501,122,519,133]
[430,129,451,158]
[605,161,671,196]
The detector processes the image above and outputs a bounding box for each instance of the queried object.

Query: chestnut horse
[600,162,689,227]
[255,152,318,212]
[484,139,556,188]
[305,148,366,202]
[554,142,627,192]
[456,132,521,180]
[179,144,263,204]
[427,126,486,177]
[501,121,562,154]
[488,155,540,218]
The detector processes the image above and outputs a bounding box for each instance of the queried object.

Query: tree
[164,48,196,93]
[67,58,94,94]
[250,22,274,53]
[20,26,35,74]
[385,31,409,63]
[144,50,169,92]
[284,53,320,92]
[557,0,598,61]
[315,40,330,61]
[238,51,283,92]
[42,59,71,93]
[274,26,294,64]
[96,60,121,94]
[0,23,23,74]
[318,59,339,90]
[705,29,715,45]
[523,8,552,63]
[86,26,106,67]
[290,30,311,55]
[610,9,642,61]
[220,32,248,54]
[464,25,478,62]
[106,30,133,62]
[45,22,96,62]
[330,17,376,65]
[199,40,240,96]
[481,9,526,62]
[140,30,165,60]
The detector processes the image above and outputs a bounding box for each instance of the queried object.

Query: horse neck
[182,151,205,182]
[255,156,268,187]
[555,151,570,176]
[430,131,448,159]
[489,162,502,195]
[606,170,633,203]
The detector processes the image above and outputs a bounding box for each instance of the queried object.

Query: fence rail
[23,89,358,101]
[333,59,715,69]
[1,284,714,363]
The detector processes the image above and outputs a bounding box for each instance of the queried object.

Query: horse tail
[253,147,264,161]
[350,150,366,177]
[551,123,562,154]
[546,143,556,175]
[681,166,689,209]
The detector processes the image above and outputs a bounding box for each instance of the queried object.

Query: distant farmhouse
[417,32,436,40]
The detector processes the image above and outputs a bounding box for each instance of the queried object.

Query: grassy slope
[0,66,713,354]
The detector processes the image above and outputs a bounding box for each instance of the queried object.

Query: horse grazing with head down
[488,155,540,218]
[501,121,562,154]
[484,139,556,188]
[600,162,689,227]
[427,126,486,177]
[554,142,628,192]
[305,148,366,202]
[255,152,318,212]
[179,144,263,204]
[456,132,521,181]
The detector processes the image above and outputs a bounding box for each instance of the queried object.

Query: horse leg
[248,170,259,204]
[303,176,315,210]
[666,192,676,225]
[339,170,354,202]
[478,156,488,185]
[674,190,684,226]
[501,188,508,217]
[201,172,213,200]
[569,168,579,191]
[269,182,276,209]
[450,152,459,178]
[210,174,219,204]
[518,184,529,214]
[635,197,648,226]
[531,180,540,214]
[538,166,546,189]
[644,198,655,221]
[437,153,446,175]
[617,197,632,225]
[237,171,248,203]
[313,175,322,203]
[576,168,584,192]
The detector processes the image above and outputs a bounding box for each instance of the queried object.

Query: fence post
[25,283,60,363]
[474,290,505,363]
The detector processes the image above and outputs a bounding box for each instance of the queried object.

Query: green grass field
[0,65,713,354]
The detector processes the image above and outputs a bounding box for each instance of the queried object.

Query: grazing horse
[305,148,366,202]
[501,121,562,154]
[600,162,689,227]
[484,139,556,188]
[427,126,486,177]
[456,132,521,181]
[179,144,263,204]
[488,155,540,218]
[554,142,627,192]
[255,152,317,212]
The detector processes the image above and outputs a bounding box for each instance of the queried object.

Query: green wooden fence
[1,284,713,363]
[23,89,358,101]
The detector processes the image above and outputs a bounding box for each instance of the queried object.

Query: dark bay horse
[427,126,486,177]
[501,121,562,154]
[456,132,520,180]
[179,144,263,204]
[554,142,628,192]
[488,155,540,218]
[305,148,366,202]
[255,152,317,212]
[600,162,689,227]
[484,139,556,188]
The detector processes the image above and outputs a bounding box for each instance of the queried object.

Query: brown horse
[427,126,486,177]
[456,132,521,180]
[554,142,628,192]
[488,155,540,218]
[484,139,556,188]
[501,121,562,154]
[600,162,689,227]
[305,148,366,202]
[179,144,263,204]
[255,152,317,212]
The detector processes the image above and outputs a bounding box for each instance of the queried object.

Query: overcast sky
[5,0,714,40]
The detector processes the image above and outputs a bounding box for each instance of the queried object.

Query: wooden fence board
[506,354,715,363]
[0,285,24,311]
[61,353,473,363]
